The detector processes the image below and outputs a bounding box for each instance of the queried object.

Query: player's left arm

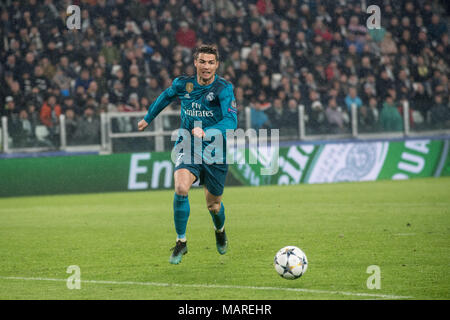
[204,84,238,136]
[138,78,180,131]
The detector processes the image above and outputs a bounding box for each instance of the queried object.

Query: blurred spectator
[61,96,78,114]
[344,87,363,112]
[109,80,125,105]
[6,80,24,109]
[32,65,50,93]
[380,32,398,56]
[41,57,56,81]
[86,81,101,101]
[140,97,150,112]
[413,56,432,83]
[113,102,135,133]
[266,98,286,130]
[412,83,432,120]
[428,14,448,42]
[175,21,197,50]
[285,98,299,135]
[20,52,36,75]
[26,102,40,132]
[73,107,100,145]
[15,109,35,147]
[100,37,120,65]
[75,69,92,91]
[52,68,72,97]
[99,94,116,113]
[145,77,161,102]
[127,93,140,111]
[396,69,413,99]
[126,76,146,104]
[376,70,395,99]
[74,86,88,115]
[40,95,61,143]
[64,108,78,146]
[5,97,21,146]
[359,97,380,133]
[430,95,450,129]
[249,91,271,130]
[325,98,348,133]
[234,86,248,130]
[3,96,16,118]
[380,95,403,132]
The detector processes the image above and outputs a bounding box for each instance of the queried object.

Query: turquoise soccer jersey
[144,74,237,164]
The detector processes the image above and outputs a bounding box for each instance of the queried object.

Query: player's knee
[175,184,190,196]
[207,202,221,214]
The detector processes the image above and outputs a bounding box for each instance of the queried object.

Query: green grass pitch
[0,177,449,300]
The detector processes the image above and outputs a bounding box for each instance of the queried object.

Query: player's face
[194,53,219,85]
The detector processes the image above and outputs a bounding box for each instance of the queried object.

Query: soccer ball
[274,246,308,280]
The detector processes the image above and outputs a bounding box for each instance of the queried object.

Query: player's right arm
[138,78,180,131]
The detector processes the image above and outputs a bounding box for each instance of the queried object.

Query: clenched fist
[192,127,205,138]
[138,119,149,131]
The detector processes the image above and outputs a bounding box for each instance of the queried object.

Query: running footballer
[138,44,237,264]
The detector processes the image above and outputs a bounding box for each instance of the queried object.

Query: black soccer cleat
[215,229,228,255]
[169,240,188,264]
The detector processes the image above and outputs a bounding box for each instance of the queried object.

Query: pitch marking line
[0,276,413,299]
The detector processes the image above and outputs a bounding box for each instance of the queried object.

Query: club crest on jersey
[186,82,194,93]
[206,92,215,101]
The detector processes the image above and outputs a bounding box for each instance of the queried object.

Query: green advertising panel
[231,139,449,186]
[227,144,320,185]
[0,152,173,197]
[377,140,446,180]
[0,138,449,197]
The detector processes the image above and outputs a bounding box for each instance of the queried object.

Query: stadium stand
[0,0,449,149]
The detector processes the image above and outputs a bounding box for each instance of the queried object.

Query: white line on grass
[0,276,413,299]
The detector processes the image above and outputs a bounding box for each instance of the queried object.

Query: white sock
[177,237,187,242]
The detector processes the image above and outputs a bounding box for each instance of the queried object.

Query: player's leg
[204,187,225,231]
[170,168,197,264]
[203,164,229,254]
[204,187,228,255]
[174,168,196,240]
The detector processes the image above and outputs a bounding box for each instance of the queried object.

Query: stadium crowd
[0,0,449,148]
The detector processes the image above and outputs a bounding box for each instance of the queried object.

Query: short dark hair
[193,44,219,61]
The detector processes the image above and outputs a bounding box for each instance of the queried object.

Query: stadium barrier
[1,101,449,155]
[0,137,448,197]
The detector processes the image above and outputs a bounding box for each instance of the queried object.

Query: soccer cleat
[215,229,228,255]
[169,240,188,264]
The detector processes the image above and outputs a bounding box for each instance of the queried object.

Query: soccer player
[137,44,237,264]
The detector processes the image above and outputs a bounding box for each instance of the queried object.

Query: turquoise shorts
[175,161,228,196]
